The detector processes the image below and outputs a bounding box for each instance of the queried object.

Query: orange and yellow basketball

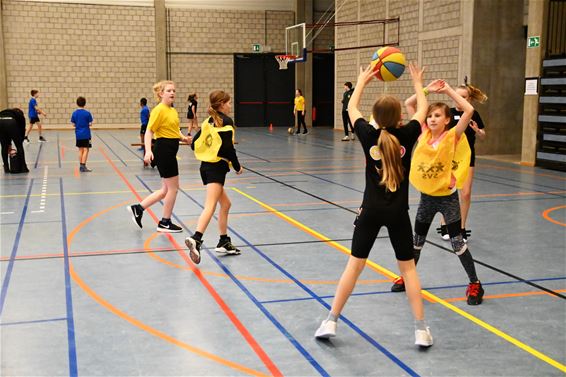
[370,47,406,81]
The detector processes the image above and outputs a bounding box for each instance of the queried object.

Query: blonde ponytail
[459,84,488,104]
[208,90,231,127]
[376,129,404,192]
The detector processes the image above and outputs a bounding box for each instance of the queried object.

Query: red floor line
[98,147,283,377]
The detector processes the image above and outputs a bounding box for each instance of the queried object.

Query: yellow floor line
[232,187,566,373]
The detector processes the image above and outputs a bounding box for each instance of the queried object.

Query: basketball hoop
[275,55,296,70]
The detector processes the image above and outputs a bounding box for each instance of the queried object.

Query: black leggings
[342,111,354,136]
[351,207,414,261]
[296,111,306,133]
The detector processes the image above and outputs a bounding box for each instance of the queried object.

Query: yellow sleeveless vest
[409,127,470,196]
[194,117,234,163]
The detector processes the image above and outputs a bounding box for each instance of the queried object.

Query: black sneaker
[39,136,47,142]
[185,236,202,264]
[462,228,471,243]
[466,282,484,305]
[215,237,241,255]
[391,276,405,292]
[79,166,92,172]
[128,205,143,229]
[24,136,30,143]
[157,220,183,233]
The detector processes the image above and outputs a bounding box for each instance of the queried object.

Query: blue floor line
[299,171,364,194]
[57,133,62,168]
[0,179,34,317]
[109,133,144,161]
[259,276,566,305]
[0,317,67,326]
[96,134,127,167]
[34,141,43,169]
[59,178,78,377]
[135,175,329,377]
[178,186,419,377]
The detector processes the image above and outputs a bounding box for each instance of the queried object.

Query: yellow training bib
[409,128,470,196]
[194,117,234,163]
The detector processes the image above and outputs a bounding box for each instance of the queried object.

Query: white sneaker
[341,136,350,141]
[350,135,355,141]
[415,327,433,347]
[314,320,337,339]
[442,234,450,241]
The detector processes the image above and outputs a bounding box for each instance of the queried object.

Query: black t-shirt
[0,109,26,138]
[354,118,421,210]
[187,100,198,118]
[449,108,484,150]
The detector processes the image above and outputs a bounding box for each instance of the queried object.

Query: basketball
[370,47,406,81]
[288,127,294,134]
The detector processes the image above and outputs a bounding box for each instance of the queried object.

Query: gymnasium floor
[1,127,565,376]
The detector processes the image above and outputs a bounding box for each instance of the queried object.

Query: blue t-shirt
[140,105,150,126]
[28,97,38,118]
[71,108,93,140]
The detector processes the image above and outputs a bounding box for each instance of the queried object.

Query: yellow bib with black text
[409,127,470,196]
[194,117,234,163]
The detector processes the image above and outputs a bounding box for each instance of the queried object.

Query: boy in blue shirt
[139,98,150,151]
[71,96,94,172]
[24,89,47,143]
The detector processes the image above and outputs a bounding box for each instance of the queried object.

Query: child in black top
[314,63,435,347]
[185,90,243,265]
[438,83,487,241]
[187,93,198,135]
[0,108,28,173]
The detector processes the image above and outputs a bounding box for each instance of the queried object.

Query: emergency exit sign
[528,36,540,48]
[252,43,262,52]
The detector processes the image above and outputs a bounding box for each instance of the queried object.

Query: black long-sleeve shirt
[0,109,26,139]
[192,112,241,172]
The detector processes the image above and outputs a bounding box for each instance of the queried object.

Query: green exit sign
[527,36,540,48]
[252,43,262,53]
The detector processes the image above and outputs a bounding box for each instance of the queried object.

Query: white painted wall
[15,0,295,10]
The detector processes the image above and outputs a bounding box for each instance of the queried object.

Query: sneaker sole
[156,227,183,233]
[215,247,241,255]
[314,331,336,339]
[415,339,433,347]
[127,206,142,229]
[391,284,405,292]
[185,238,201,264]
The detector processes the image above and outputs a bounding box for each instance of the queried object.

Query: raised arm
[441,83,474,137]
[347,64,375,125]
[404,78,444,119]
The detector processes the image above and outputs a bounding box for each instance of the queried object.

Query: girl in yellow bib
[185,90,243,265]
[392,81,484,305]
[129,81,192,233]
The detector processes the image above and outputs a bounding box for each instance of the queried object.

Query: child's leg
[83,147,90,165]
[161,175,179,219]
[195,183,223,234]
[217,187,231,235]
[398,259,423,320]
[37,122,43,137]
[413,194,438,264]
[330,255,367,316]
[459,167,475,229]
[140,179,168,210]
[25,122,33,138]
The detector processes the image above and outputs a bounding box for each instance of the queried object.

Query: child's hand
[438,81,452,94]
[408,63,425,85]
[427,79,445,93]
[143,151,153,164]
[357,64,375,86]
[182,135,192,144]
[236,167,243,175]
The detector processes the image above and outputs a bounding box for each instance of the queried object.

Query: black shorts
[351,207,414,261]
[140,124,147,135]
[154,138,179,178]
[76,139,92,148]
[30,116,40,124]
[200,160,229,185]
[187,113,195,120]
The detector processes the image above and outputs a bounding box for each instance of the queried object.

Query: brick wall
[3,0,156,126]
[167,8,293,123]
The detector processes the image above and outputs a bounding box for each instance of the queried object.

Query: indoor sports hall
[1,1,565,376]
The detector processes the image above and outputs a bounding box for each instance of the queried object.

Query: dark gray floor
[1,128,565,376]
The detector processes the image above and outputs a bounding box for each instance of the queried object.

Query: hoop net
[275,55,296,70]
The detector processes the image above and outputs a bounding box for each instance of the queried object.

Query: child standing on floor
[71,96,94,172]
[391,80,484,305]
[315,63,435,347]
[185,90,243,265]
[139,97,150,151]
[24,89,47,143]
[293,89,307,134]
[129,81,191,232]
[438,82,487,242]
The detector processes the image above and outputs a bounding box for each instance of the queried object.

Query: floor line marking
[100,149,282,377]
[0,317,67,326]
[59,178,78,376]
[542,205,566,227]
[0,179,33,317]
[66,200,269,377]
[232,187,566,373]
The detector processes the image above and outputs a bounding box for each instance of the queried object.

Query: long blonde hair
[372,95,404,192]
[208,90,231,127]
[459,84,488,104]
[152,80,175,102]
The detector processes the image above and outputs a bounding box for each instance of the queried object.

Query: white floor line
[33,166,49,214]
